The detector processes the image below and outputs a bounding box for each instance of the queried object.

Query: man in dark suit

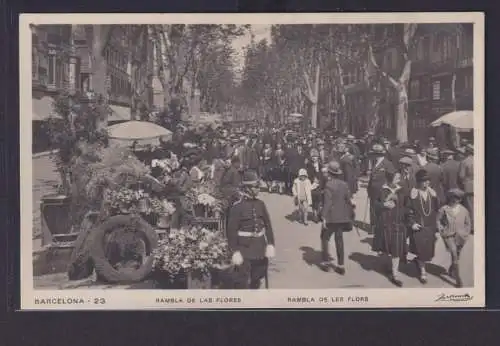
[440,149,460,193]
[221,156,243,205]
[398,156,416,197]
[320,161,355,275]
[338,143,358,195]
[227,170,276,289]
[367,144,395,234]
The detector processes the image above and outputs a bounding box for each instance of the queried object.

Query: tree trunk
[91,25,110,129]
[395,85,409,142]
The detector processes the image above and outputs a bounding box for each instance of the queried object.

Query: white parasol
[430,110,473,131]
[107,121,172,148]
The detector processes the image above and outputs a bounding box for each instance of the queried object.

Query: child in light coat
[293,168,314,225]
[436,188,472,288]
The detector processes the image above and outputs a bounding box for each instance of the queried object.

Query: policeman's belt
[238,230,265,237]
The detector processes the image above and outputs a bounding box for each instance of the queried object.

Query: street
[32,155,474,289]
[263,188,474,289]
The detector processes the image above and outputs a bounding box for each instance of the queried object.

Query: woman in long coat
[372,170,407,287]
[406,169,441,284]
[273,143,287,194]
[261,142,274,191]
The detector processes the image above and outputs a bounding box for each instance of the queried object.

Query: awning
[32,96,62,121]
[109,104,131,122]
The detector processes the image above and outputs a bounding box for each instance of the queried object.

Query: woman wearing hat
[320,161,355,275]
[436,188,471,288]
[372,170,407,287]
[406,169,441,284]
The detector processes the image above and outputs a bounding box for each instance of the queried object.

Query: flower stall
[152,226,230,289]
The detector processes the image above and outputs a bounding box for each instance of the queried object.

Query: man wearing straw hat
[227,170,276,289]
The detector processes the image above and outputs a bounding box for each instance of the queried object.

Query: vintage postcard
[20,12,485,310]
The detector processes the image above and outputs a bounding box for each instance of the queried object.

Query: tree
[150,24,248,126]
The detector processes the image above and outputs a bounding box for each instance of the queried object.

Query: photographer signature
[435,293,473,302]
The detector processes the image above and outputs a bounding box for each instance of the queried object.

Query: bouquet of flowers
[197,193,217,206]
[103,187,146,214]
[185,180,225,216]
[152,226,229,277]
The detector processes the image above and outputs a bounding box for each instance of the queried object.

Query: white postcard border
[20,12,485,310]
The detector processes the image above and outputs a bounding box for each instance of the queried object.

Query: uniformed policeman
[226,170,276,289]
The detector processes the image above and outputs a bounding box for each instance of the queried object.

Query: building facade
[319,23,473,141]
[31,24,79,152]
[72,25,154,124]
[408,23,473,141]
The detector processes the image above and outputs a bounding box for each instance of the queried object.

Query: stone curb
[32,149,59,159]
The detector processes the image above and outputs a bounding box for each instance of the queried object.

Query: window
[416,38,424,61]
[432,80,441,100]
[443,36,453,61]
[410,80,420,99]
[464,73,473,91]
[48,54,55,85]
[32,47,39,80]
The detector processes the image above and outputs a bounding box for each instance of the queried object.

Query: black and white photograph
[21,13,484,309]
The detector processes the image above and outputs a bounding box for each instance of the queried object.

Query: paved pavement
[32,155,59,252]
[263,187,474,289]
[32,155,474,289]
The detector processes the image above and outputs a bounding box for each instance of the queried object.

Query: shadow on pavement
[353,220,372,234]
[285,212,298,223]
[299,246,325,271]
[359,236,373,246]
[426,262,456,287]
[349,252,388,278]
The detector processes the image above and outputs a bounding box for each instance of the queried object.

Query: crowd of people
[138,122,474,289]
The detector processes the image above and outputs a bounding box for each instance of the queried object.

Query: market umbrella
[430,110,473,131]
[108,121,172,148]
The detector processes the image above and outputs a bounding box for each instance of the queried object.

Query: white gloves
[412,223,422,231]
[383,201,395,209]
[266,245,276,258]
[232,251,244,266]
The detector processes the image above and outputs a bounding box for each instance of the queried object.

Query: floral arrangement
[103,187,176,216]
[152,226,229,277]
[184,180,225,215]
[197,193,217,206]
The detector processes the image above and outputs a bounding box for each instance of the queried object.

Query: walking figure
[227,170,276,289]
[436,188,472,288]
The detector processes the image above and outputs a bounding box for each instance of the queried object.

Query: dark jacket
[321,178,354,224]
[367,158,395,201]
[424,162,445,203]
[440,158,460,193]
[221,166,242,203]
[286,148,305,174]
[226,197,275,260]
[339,153,358,194]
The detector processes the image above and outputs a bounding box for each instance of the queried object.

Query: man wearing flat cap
[227,170,276,289]
[440,149,460,193]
